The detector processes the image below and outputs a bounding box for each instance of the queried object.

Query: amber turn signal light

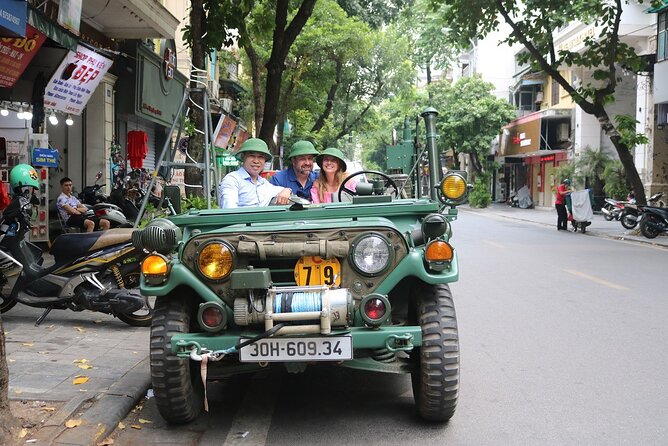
[142,254,169,276]
[425,240,454,263]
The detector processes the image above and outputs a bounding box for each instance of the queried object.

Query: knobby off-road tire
[411,282,459,422]
[640,214,661,239]
[151,295,204,423]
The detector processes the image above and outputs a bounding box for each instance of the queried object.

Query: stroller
[566,189,594,233]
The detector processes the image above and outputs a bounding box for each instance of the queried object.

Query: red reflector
[364,298,386,320]
[94,209,107,217]
[202,307,224,328]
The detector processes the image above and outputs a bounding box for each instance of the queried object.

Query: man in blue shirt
[269,140,319,200]
[219,138,292,208]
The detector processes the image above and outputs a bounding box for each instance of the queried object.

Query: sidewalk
[3,305,150,446]
[461,202,668,248]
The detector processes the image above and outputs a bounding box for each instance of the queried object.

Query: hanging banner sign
[0,0,27,37]
[44,44,113,115]
[0,24,46,88]
[213,115,237,150]
[233,129,250,151]
[32,147,59,167]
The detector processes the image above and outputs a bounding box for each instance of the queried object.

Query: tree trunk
[312,59,342,133]
[241,39,264,135]
[258,0,316,155]
[186,0,207,198]
[0,317,20,445]
[593,108,647,206]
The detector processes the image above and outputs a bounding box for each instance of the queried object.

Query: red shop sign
[0,24,46,88]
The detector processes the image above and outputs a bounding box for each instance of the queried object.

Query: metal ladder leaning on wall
[133,64,218,226]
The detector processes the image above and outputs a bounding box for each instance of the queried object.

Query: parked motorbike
[601,198,626,221]
[619,192,665,230]
[79,171,107,206]
[639,206,668,239]
[0,192,152,326]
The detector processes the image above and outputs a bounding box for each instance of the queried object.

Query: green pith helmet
[234,138,273,162]
[288,140,319,159]
[562,178,571,185]
[316,147,347,172]
[10,164,39,193]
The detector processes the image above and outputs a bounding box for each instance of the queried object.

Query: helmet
[288,140,319,159]
[562,179,571,185]
[10,164,39,193]
[234,138,273,162]
[316,147,347,172]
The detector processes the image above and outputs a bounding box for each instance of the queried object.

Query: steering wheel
[337,170,399,202]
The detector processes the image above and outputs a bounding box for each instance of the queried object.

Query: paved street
[3,203,666,445]
[104,206,668,446]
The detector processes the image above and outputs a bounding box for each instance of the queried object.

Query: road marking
[482,239,505,249]
[223,372,280,446]
[564,269,630,291]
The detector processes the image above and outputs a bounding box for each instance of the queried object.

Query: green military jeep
[133,108,468,423]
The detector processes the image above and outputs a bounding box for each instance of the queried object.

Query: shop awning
[80,0,180,39]
[28,8,78,51]
[648,0,668,13]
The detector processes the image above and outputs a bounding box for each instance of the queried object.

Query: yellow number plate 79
[294,256,341,287]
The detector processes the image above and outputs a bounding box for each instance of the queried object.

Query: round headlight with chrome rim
[196,241,235,281]
[350,233,394,276]
[439,172,468,204]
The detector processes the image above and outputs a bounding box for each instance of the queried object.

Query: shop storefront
[114,39,187,190]
[500,109,572,207]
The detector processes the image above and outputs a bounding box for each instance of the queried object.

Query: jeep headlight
[440,172,468,204]
[350,233,393,276]
[196,241,235,281]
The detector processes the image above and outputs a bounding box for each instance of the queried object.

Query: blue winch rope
[274,291,322,313]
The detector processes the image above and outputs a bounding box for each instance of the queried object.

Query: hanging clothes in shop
[127,130,148,169]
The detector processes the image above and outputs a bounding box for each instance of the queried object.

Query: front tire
[411,283,459,422]
[115,272,154,327]
[620,212,638,230]
[603,204,614,221]
[151,294,204,423]
[640,214,661,239]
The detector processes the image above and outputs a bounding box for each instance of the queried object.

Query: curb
[29,357,151,446]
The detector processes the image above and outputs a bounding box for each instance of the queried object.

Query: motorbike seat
[50,228,134,259]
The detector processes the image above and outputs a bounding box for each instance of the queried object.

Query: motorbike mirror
[95,171,102,180]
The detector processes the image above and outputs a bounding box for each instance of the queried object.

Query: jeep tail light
[198,302,227,332]
[365,298,386,320]
[360,294,391,326]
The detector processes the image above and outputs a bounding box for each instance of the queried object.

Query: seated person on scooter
[57,177,110,232]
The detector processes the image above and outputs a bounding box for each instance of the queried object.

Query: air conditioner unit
[221,98,233,112]
[207,80,219,100]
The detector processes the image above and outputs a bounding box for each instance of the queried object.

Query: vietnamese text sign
[32,147,59,167]
[44,44,112,115]
[0,24,46,88]
[213,115,237,149]
[0,0,27,37]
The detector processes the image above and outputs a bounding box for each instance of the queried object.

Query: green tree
[438,0,660,205]
[575,146,613,200]
[428,76,515,175]
[601,160,628,199]
[397,0,459,90]
[183,0,317,172]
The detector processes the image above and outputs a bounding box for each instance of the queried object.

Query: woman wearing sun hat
[311,147,356,204]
